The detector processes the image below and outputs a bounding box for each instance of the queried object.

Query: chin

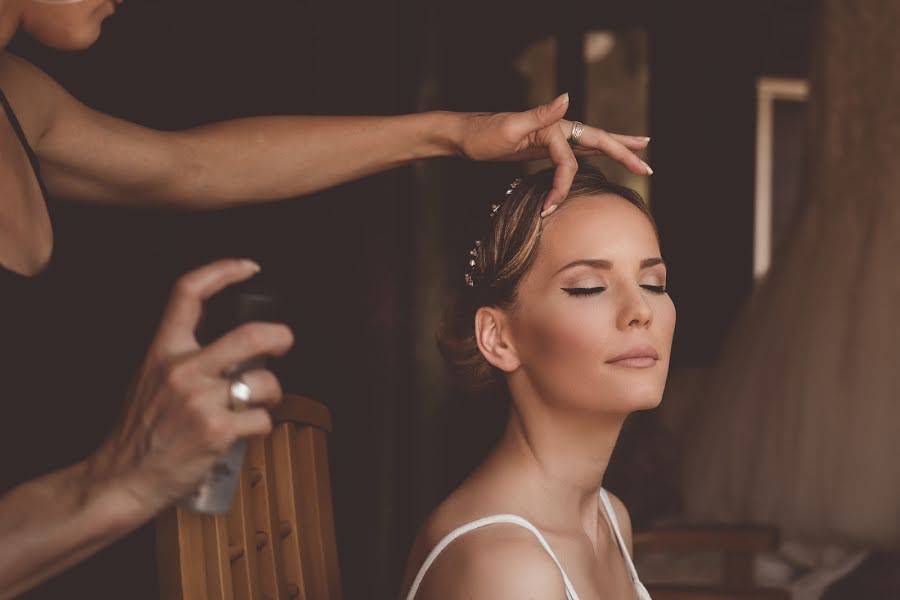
[564,386,663,415]
[631,393,664,411]
[23,4,109,51]
[43,26,102,50]
[608,380,666,413]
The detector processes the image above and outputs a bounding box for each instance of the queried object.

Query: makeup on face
[556,257,667,297]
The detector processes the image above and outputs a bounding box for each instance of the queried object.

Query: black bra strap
[0,87,48,196]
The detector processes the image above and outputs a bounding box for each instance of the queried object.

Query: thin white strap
[405,514,580,600]
[599,489,642,583]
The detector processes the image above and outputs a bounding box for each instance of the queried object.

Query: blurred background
[7,0,899,598]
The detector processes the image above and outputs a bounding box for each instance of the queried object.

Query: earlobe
[474,307,521,373]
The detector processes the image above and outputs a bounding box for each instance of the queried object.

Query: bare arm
[0,259,295,596]
[40,105,460,209]
[0,53,651,211]
[0,459,150,598]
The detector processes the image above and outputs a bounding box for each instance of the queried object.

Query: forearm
[170,111,464,209]
[0,458,153,598]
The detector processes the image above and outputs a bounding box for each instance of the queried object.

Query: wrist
[420,111,466,159]
[78,451,161,531]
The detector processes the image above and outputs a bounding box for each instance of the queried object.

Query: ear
[474,306,521,373]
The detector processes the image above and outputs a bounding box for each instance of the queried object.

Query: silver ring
[228,378,252,411]
[570,121,585,146]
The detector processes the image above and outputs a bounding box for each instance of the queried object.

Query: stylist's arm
[20,41,650,216]
[0,259,293,599]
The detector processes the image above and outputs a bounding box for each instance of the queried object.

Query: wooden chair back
[156,394,341,600]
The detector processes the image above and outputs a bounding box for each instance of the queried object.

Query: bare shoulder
[410,518,567,600]
[0,53,72,142]
[603,490,634,553]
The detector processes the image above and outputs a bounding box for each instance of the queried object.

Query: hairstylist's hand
[455,93,653,213]
[86,259,294,514]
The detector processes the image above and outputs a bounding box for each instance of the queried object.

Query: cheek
[515,294,677,412]
[517,300,615,378]
[654,296,677,356]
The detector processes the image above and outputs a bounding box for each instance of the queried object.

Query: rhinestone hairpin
[465,178,522,287]
[464,241,482,287]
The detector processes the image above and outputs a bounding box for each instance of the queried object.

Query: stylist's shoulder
[0,52,67,137]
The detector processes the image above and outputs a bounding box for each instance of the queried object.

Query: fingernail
[639,136,651,142]
[243,259,262,272]
[641,160,654,175]
[556,92,569,107]
[540,204,559,218]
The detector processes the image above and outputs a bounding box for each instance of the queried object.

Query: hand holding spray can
[181,279,284,514]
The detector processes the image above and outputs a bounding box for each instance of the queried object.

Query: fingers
[571,148,603,157]
[194,370,281,445]
[156,259,262,352]
[557,120,650,150]
[225,368,284,410]
[579,127,653,175]
[608,133,651,150]
[198,408,276,453]
[542,125,578,212]
[186,369,282,455]
[195,322,294,376]
[513,93,570,138]
[229,408,274,439]
[556,119,653,173]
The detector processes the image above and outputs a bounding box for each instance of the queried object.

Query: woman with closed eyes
[401,167,674,599]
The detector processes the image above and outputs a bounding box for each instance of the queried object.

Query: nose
[616,285,653,331]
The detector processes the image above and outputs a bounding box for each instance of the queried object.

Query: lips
[606,345,659,368]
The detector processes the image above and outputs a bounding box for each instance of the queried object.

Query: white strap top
[405,488,652,600]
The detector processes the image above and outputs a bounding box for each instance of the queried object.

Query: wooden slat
[272,423,308,600]
[210,513,235,600]
[197,513,222,598]
[262,434,292,597]
[246,436,283,600]
[311,429,341,596]
[182,509,211,598]
[292,427,329,597]
[225,490,249,600]
[156,507,185,600]
[229,459,262,600]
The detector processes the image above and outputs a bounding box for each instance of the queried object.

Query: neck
[478,382,626,533]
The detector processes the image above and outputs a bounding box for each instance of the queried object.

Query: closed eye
[561,287,607,297]
[563,285,667,297]
[641,285,668,294]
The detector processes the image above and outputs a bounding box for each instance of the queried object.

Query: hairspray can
[181,280,283,514]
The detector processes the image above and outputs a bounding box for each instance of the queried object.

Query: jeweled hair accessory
[464,178,522,288]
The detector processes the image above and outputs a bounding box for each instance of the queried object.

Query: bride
[401,166,672,599]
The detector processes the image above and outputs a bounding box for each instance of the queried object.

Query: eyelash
[561,285,668,297]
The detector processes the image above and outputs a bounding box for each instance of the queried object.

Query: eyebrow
[553,257,666,277]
